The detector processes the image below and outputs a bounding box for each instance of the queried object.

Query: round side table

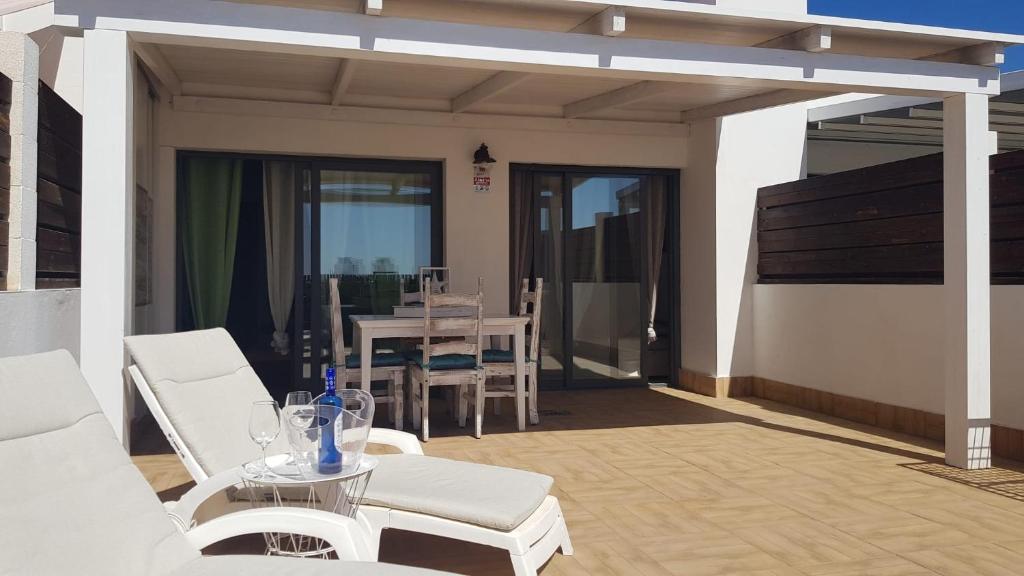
[237,453,378,558]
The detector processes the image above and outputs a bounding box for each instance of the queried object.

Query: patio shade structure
[20,0,1021,469]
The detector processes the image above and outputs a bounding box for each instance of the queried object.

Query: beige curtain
[263,161,296,354]
[644,180,667,343]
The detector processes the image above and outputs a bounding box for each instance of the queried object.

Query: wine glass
[285,391,312,409]
[247,400,281,479]
[283,391,313,468]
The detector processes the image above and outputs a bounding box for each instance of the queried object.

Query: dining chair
[400,266,451,305]
[480,278,543,426]
[330,277,406,429]
[409,277,486,441]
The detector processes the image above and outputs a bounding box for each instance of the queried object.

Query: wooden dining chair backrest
[421,277,484,371]
[419,267,451,295]
[328,277,347,367]
[517,278,544,364]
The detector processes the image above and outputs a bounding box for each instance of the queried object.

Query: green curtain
[182,157,244,329]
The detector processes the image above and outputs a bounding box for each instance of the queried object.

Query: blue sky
[808,0,1024,71]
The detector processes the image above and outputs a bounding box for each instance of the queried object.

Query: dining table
[350,314,531,431]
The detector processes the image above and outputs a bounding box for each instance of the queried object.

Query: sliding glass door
[303,160,443,388]
[514,166,677,389]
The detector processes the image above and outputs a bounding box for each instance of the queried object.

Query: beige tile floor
[132,386,1024,576]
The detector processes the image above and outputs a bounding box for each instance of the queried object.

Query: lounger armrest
[167,467,246,529]
[368,428,424,455]
[183,508,374,560]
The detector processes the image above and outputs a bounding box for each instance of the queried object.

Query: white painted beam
[451,71,530,113]
[564,81,676,118]
[927,42,1005,67]
[81,29,134,446]
[570,6,626,37]
[330,58,357,106]
[756,25,831,52]
[943,92,992,470]
[133,42,181,95]
[58,0,1002,96]
[680,89,825,122]
[911,107,1024,125]
[817,121,939,137]
[363,0,382,16]
[172,94,690,137]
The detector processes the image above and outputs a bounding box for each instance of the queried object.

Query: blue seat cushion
[483,349,515,363]
[344,352,407,369]
[408,351,478,370]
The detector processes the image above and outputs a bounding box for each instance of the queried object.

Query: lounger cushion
[345,352,407,369]
[176,557,450,576]
[408,352,478,370]
[362,454,553,531]
[125,328,290,476]
[0,350,200,576]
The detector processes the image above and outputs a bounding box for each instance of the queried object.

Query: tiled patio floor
[132,387,1024,576]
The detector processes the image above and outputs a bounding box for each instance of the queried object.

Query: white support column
[943,92,991,470]
[81,29,134,444]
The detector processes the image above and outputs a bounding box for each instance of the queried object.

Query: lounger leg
[558,514,574,555]
[510,554,537,576]
[474,373,484,439]
[394,371,404,432]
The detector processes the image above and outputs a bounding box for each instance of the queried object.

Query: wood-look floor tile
[733,519,889,568]
[130,387,1024,576]
[904,543,1024,576]
[797,556,938,576]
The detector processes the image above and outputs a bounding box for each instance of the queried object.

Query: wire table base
[239,454,376,558]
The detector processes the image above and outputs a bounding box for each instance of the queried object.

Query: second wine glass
[248,400,281,479]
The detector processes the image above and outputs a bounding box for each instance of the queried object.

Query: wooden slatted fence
[35,81,81,288]
[757,150,1024,284]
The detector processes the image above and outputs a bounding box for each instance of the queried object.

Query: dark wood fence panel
[0,73,11,290]
[35,81,81,289]
[757,150,1024,284]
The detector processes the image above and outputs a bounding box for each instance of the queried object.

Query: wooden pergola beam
[133,42,181,95]
[363,0,382,16]
[756,25,832,52]
[563,80,676,118]
[451,71,530,113]
[330,59,358,106]
[569,6,626,37]
[926,42,1005,67]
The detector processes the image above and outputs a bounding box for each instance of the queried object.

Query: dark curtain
[510,169,535,313]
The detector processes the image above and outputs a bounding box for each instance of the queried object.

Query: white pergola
[29,0,1022,469]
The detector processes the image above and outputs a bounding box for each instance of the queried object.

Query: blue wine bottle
[317,365,343,474]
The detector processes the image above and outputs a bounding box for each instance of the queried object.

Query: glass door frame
[302,157,445,390]
[510,163,681,390]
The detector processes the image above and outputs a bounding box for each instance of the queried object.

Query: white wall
[0,289,81,359]
[152,102,687,334]
[682,103,807,378]
[753,284,1024,431]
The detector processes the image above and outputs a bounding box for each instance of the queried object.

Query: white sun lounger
[124,328,573,576]
[0,349,453,576]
